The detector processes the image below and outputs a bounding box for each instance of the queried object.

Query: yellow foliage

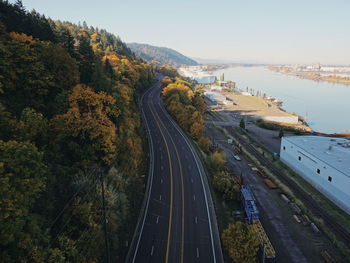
[161,76,173,88]
[198,136,211,152]
[207,151,226,172]
[222,222,260,263]
[162,83,194,102]
[162,80,205,142]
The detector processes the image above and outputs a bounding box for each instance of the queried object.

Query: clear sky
[14,0,350,64]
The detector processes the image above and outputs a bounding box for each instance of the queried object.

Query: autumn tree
[192,93,206,114]
[0,4,156,261]
[222,221,260,263]
[189,111,204,140]
[52,84,118,166]
[161,76,172,88]
[212,171,239,200]
[198,136,211,153]
[206,151,226,172]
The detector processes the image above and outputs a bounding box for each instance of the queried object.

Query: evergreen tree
[220,73,225,81]
[279,128,284,138]
[240,118,246,129]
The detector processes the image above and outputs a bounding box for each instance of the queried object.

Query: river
[214,66,350,134]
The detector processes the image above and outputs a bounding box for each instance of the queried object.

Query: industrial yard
[203,109,350,262]
[203,84,310,131]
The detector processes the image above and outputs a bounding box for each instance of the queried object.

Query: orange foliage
[52,84,118,165]
[9,32,34,44]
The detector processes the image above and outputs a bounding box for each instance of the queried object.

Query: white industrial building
[280,136,350,214]
[210,85,223,91]
[204,91,231,105]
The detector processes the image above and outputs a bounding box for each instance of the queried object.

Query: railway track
[206,108,350,247]
[224,125,350,246]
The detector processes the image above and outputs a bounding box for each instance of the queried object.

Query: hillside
[127,42,198,67]
[0,1,155,262]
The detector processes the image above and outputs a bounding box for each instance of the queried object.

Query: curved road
[126,78,223,263]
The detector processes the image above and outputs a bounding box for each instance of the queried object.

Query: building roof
[283,136,350,177]
[204,91,226,102]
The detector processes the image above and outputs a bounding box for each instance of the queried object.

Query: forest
[0,1,156,262]
[127,43,198,67]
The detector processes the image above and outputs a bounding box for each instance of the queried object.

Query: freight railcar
[241,186,276,263]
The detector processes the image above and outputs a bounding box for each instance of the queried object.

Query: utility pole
[101,170,110,263]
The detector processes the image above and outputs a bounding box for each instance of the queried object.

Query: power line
[48,177,100,248]
[48,167,98,230]
[100,170,111,263]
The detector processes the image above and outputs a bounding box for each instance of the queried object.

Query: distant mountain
[191,57,237,64]
[192,57,270,65]
[127,43,198,67]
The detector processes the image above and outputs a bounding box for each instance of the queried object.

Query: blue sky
[14,0,350,64]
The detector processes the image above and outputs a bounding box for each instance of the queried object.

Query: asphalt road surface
[126,78,223,263]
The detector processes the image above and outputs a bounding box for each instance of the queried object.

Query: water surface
[214,67,350,133]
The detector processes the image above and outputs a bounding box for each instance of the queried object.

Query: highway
[126,78,223,263]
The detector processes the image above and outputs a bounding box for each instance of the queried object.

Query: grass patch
[256,119,306,134]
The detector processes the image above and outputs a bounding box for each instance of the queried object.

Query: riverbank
[269,66,350,86]
[211,66,350,134]
[204,87,311,133]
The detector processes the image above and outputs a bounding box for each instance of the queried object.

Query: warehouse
[204,91,231,105]
[280,136,350,214]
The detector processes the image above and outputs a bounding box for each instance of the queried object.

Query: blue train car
[241,185,260,224]
[241,185,276,262]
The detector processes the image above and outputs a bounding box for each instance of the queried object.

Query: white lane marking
[157,101,219,262]
[156,216,159,224]
[191,178,194,184]
[195,216,198,224]
[130,87,156,263]
[193,195,196,201]
[159,195,162,201]
[151,245,154,256]
[196,247,199,258]
[161,178,163,184]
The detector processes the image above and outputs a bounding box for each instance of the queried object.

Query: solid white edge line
[156,93,220,263]
[129,86,156,263]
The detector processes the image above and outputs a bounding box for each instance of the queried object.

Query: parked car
[233,155,241,161]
